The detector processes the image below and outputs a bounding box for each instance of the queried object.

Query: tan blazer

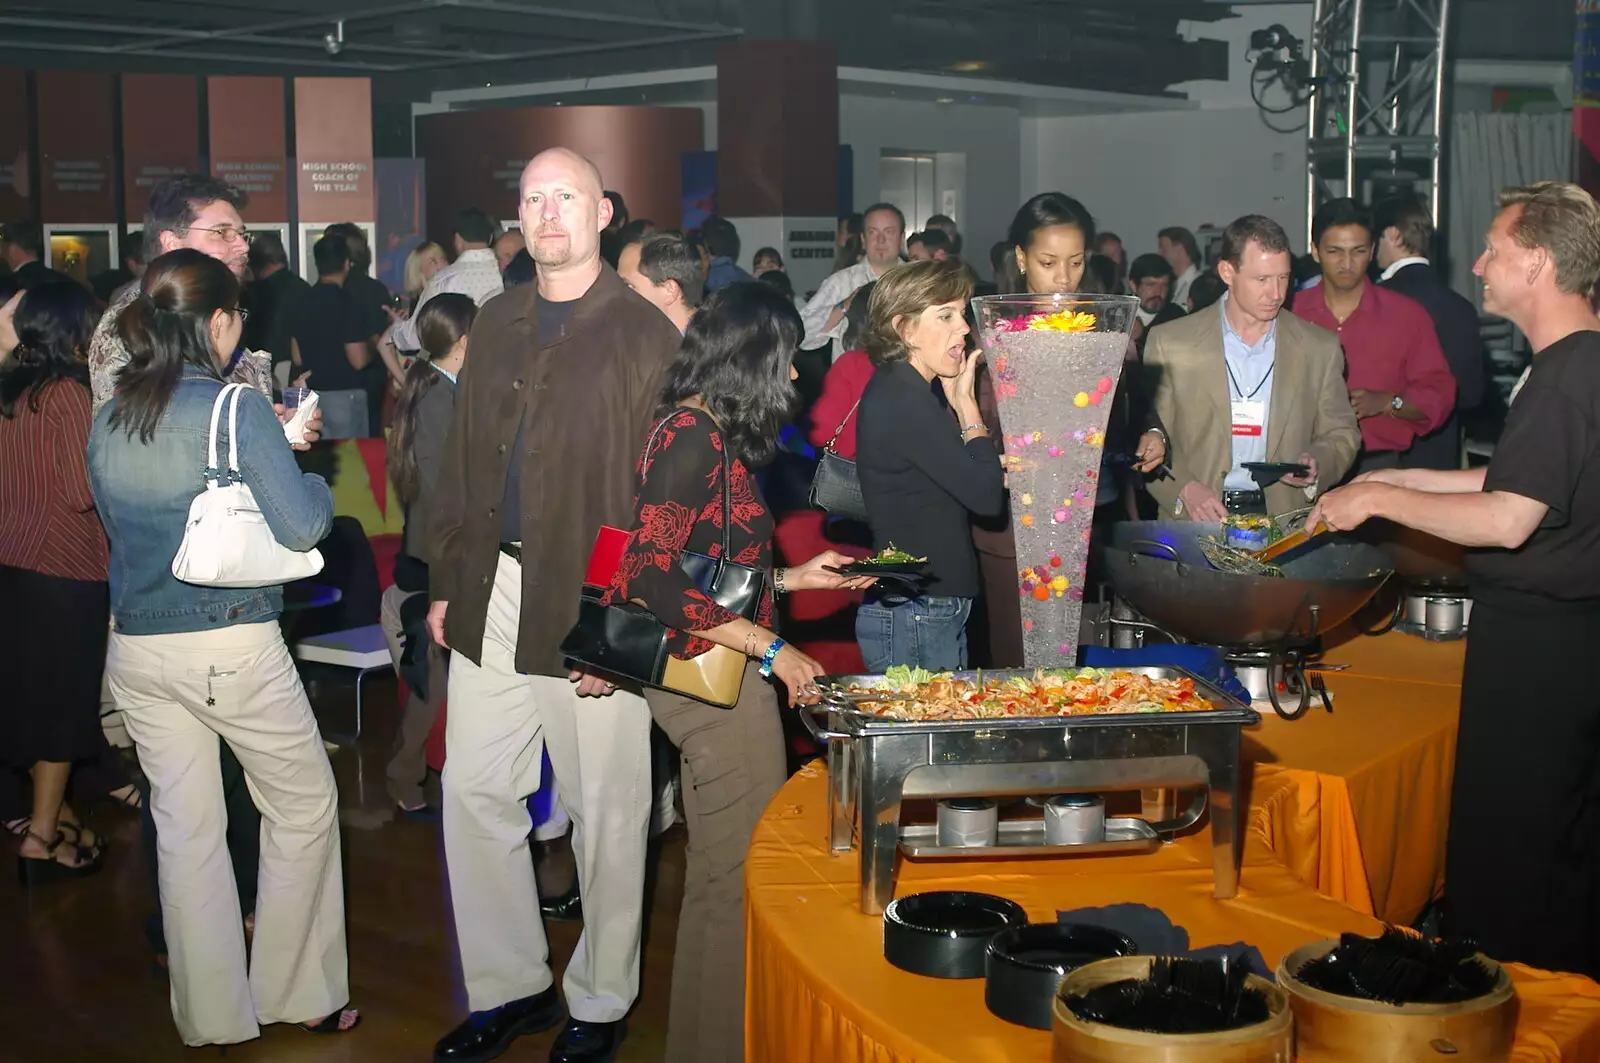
[1143,302,1360,518]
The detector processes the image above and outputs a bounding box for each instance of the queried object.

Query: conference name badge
[1230,398,1265,438]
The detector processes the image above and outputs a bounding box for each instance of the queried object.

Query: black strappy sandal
[17,829,103,885]
[55,819,104,862]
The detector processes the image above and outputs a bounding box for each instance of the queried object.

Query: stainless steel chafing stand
[799,667,1261,915]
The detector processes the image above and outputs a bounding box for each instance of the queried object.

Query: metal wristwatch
[1389,394,1405,413]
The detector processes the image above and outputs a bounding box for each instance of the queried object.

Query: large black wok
[1355,519,1467,591]
[1348,519,1468,635]
[1097,521,1394,648]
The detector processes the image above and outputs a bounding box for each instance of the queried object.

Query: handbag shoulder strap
[225,384,246,475]
[638,410,681,483]
[640,406,735,570]
[204,383,242,486]
[821,397,861,452]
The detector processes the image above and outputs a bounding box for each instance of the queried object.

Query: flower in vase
[1027,310,1098,333]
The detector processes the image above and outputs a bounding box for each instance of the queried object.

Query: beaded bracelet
[759,637,786,678]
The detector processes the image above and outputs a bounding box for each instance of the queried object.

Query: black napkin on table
[1057,903,1272,978]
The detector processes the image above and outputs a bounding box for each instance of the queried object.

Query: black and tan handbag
[559,411,766,708]
[807,398,868,521]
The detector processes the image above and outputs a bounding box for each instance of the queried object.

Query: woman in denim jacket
[88,249,357,1047]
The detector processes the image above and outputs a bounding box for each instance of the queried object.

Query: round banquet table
[745,631,1600,1062]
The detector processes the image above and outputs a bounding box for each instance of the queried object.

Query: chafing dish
[801,666,1260,914]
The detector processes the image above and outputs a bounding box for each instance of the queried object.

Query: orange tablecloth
[746,763,1600,1063]
[1243,631,1464,923]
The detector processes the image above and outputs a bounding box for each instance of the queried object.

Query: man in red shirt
[1293,198,1456,478]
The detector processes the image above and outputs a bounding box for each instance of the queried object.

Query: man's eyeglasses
[189,225,252,245]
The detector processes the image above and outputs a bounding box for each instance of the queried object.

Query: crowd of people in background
[0,147,1532,1063]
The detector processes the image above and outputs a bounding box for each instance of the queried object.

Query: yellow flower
[1073,392,1090,408]
[1026,310,1098,333]
[1051,576,1068,592]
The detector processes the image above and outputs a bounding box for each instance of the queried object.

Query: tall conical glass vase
[970,293,1140,667]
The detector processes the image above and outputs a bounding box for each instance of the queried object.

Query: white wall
[1022,109,1307,257]
[1021,2,1314,258]
[840,94,1022,260]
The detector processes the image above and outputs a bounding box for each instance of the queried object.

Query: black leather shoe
[539,884,583,922]
[434,988,564,1063]
[549,1018,626,1063]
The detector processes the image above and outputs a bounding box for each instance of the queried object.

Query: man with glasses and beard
[90,176,265,412]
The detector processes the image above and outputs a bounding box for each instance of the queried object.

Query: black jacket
[245,267,311,364]
[857,361,1005,598]
[1381,261,1485,471]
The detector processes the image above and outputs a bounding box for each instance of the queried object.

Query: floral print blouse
[602,407,775,660]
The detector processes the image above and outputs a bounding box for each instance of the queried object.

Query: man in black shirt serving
[1310,181,1600,978]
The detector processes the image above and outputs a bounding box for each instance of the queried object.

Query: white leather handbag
[170,383,324,588]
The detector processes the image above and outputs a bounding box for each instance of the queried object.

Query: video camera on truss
[1246,24,1325,115]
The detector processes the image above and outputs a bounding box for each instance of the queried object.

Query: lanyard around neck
[1225,356,1274,401]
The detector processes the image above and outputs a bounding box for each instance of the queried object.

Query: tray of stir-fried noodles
[802,665,1256,727]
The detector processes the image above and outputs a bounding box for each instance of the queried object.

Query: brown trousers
[975,548,1025,668]
[379,585,446,809]
[645,662,787,1063]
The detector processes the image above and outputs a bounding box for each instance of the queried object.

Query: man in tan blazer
[1135,214,1360,520]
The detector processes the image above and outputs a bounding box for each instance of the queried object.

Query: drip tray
[899,817,1160,858]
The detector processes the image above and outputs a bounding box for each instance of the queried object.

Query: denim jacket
[88,366,334,635]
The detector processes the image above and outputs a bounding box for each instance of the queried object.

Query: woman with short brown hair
[854,259,1005,671]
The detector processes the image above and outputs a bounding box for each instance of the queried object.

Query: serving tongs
[795,681,893,711]
[1252,520,1329,565]
[1199,509,1329,575]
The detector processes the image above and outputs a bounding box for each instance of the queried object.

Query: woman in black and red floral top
[602,283,868,1063]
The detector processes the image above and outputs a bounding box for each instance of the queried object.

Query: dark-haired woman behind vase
[0,280,109,881]
[88,249,355,1046]
[602,282,870,1062]
[856,259,1005,671]
[969,193,1100,666]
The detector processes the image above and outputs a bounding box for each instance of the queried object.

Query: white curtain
[1448,111,1573,307]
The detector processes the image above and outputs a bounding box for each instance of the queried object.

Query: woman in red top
[0,280,109,881]
[805,281,878,460]
[604,283,869,1063]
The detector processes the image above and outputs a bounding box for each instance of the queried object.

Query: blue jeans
[855,595,973,673]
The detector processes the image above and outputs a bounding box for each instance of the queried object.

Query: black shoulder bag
[559,410,766,707]
[807,398,869,522]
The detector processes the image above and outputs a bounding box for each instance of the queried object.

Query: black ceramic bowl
[883,891,1028,979]
[984,922,1139,1029]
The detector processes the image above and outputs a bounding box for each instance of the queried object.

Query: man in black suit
[1,219,72,290]
[1374,194,1486,470]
